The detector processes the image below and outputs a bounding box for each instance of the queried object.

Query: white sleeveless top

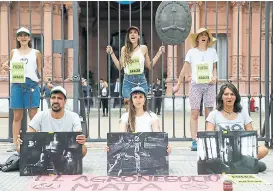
[124,45,145,75]
[10,48,39,82]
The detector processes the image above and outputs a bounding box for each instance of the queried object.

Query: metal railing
[0,1,272,146]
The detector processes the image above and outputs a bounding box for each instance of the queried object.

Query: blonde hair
[103,81,108,88]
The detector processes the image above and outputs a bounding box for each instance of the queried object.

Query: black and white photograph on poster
[197,131,258,174]
[20,132,82,176]
[107,132,169,176]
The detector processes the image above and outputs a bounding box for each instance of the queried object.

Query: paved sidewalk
[0,142,272,191]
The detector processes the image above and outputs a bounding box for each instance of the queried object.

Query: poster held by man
[20,132,82,176]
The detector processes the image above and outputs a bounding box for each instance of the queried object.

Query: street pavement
[0,142,272,191]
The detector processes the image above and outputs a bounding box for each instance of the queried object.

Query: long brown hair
[123,31,140,67]
[16,33,32,48]
[127,93,148,132]
[216,82,242,112]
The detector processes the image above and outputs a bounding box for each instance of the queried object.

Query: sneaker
[191,140,197,151]
[258,161,267,172]
[6,143,17,152]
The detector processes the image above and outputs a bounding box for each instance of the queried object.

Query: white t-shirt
[120,111,158,132]
[185,48,218,83]
[206,110,252,131]
[29,110,82,132]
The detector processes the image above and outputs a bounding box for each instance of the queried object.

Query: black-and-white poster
[197,131,258,174]
[107,132,169,176]
[20,132,82,176]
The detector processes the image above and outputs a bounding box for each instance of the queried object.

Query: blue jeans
[122,74,148,99]
[10,78,40,109]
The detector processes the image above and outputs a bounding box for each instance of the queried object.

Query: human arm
[119,113,129,132]
[144,45,165,70]
[206,122,216,131]
[36,50,42,78]
[106,113,128,152]
[75,134,87,157]
[150,114,171,154]
[1,49,14,71]
[205,110,216,131]
[70,113,87,157]
[16,126,37,153]
[106,45,124,70]
[243,110,253,131]
[152,120,161,132]
[172,61,191,93]
[245,123,253,131]
[209,62,217,84]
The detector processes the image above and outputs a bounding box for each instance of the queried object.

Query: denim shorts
[10,78,40,109]
[122,74,148,99]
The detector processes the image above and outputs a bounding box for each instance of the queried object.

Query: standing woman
[2,27,42,152]
[172,28,218,151]
[106,26,165,110]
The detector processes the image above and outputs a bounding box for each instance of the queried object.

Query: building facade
[0,1,272,97]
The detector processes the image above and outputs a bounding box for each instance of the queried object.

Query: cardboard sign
[196,63,210,84]
[29,175,223,191]
[227,174,269,184]
[11,61,25,83]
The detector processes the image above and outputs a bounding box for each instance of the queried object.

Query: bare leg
[190,109,199,140]
[204,107,213,119]
[258,145,269,160]
[13,109,23,144]
[28,108,38,120]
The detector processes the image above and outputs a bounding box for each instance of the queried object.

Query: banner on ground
[29,175,223,191]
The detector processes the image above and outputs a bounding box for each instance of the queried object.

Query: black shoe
[102,114,105,117]
[106,114,108,117]
[258,161,267,172]
[157,113,161,115]
[200,113,203,116]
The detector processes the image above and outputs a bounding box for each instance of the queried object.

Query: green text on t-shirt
[127,57,141,75]
[196,63,210,84]
[11,61,25,83]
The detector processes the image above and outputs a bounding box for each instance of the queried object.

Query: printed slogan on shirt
[196,63,210,84]
[127,57,141,75]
